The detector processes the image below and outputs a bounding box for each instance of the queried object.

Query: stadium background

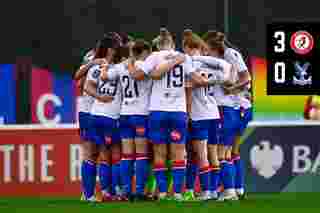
[0,0,320,197]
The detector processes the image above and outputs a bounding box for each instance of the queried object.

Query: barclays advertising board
[242,125,320,192]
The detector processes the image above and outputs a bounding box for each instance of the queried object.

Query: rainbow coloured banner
[251,57,308,120]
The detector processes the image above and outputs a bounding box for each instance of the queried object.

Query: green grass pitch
[0,193,318,213]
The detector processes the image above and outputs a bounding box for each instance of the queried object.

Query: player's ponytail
[94,32,124,63]
[202,30,219,42]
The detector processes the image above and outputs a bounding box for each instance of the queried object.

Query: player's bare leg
[120,139,135,201]
[232,136,241,156]
[153,144,168,200]
[218,144,225,162]
[208,144,219,169]
[82,141,99,162]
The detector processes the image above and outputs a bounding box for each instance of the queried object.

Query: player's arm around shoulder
[84,65,113,103]
[225,54,251,94]
[149,53,185,80]
[185,56,208,87]
[129,52,158,80]
[74,58,107,80]
[100,62,120,81]
[127,58,147,81]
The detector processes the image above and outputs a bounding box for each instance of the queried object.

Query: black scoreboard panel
[267,23,320,95]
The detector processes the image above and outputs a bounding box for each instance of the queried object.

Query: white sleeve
[184,56,197,75]
[192,56,233,79]
[106,65,120,80]
[226,49,248,72]
[137,54,159,75]
[86,65,100,83]
[192,56,228,69]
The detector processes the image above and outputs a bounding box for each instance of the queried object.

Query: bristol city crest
[290,31,314,55]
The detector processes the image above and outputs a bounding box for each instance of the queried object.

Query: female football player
[210,32,251,200]
[100,39,152,201]
[131,31,210,201]
[198,31,251,201]
[82,32,123,202]
[184,33,234,200]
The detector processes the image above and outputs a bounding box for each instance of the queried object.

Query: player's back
[148,50,194,112]
[224,48,251,109]
[78,54,96,114]
[191,61,220,121]
[117,61,152,115]
[89,64,122,119]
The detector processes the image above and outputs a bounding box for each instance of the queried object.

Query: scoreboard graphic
[267,23,320,95]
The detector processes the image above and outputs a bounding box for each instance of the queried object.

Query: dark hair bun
[215,32,225,42]
[132,39,151,57]
[202,30,225,42]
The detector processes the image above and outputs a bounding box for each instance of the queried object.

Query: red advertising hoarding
[0,126,81,196]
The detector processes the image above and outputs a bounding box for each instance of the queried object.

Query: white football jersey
[138,50,196,112]
[78,54,95,113]
[88,64,122,119]
[214,48,250,108]
[107,60,152,115]
[78,94,95,113]
[224,48,248,72]
[190,61,220,121]
[238,86,252,109]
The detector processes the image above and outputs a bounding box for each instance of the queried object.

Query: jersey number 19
[166,65,183,88]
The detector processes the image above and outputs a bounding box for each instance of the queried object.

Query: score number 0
[273,31,285,83]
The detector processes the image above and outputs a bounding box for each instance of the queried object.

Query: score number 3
[273,31,285,83]
[274,31,285,53]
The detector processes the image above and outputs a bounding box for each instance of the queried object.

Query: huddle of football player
[74,28,252,203]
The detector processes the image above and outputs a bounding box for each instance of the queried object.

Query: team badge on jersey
[92,69,101,79]
[170,130,182,141]
[290,31,314,55]
[104,136,112,145]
